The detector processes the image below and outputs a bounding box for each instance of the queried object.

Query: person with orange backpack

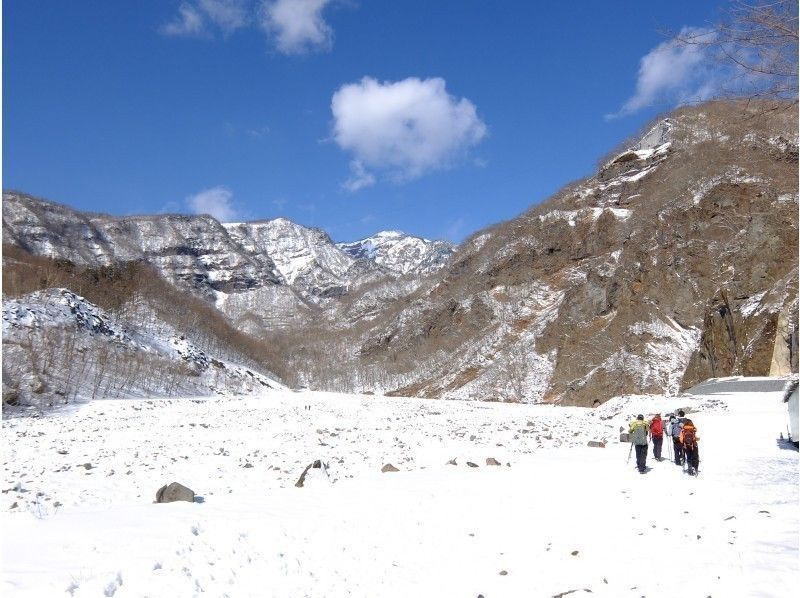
[680,418,700,476]
[649,414,664,461]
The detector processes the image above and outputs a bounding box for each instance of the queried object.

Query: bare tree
[680,0,798,101]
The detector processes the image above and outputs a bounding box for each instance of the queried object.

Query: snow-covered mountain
[1,196,453,331]
[338,231,455,276]
[3,100,797,407]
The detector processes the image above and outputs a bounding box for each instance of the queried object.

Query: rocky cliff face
[287,101,797,405]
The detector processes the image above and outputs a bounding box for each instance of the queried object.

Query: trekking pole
[627,441,633,464]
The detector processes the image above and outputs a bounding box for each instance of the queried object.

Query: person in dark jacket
[649,414,664,461]
[670,410,686,465]
[629,414,649,473]
[680,419,700,475]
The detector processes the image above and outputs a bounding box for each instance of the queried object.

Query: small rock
[499,570,508,576]
[724,515,735,521]
[447,458,457,465]
[10,502,18,509]
[381,464,399,473]
[571,550,579,556]
[587,440,606,448]
[469,435,476,441]
[486,457,501,466]
[466,462,479,468]
[243,463,253,468]
[80,463,93,470]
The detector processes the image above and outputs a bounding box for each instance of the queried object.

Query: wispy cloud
[259,0,333,54]
[186,186,240,222]
[343,160,376,192]
[246,125,271,138]
[331,77,488,191]
[162,0,249,37]
[163,0,335,52]
[442,216,467,243]
[607,27,719,119]
[162,2,207,37]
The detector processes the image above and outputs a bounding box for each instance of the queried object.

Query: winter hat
[637,414,644,420]
[653,414,661,419]
[678,410,685,416]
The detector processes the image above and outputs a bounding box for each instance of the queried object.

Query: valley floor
[2,388,797,597]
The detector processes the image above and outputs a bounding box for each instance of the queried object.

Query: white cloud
[162,3,206,36]
[162,0,249,38]
[331,77,488,189]
[259,0,333,54]
[186,186,240,222]
[608,27,719,119]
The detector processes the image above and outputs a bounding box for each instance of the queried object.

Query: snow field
[2,389,797,597]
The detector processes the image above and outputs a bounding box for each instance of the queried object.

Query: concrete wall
[685,376,791,395]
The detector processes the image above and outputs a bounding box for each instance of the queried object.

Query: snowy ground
[2,389,797,597]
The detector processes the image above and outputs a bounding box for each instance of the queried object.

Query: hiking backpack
[651,418,663,436]
[682,427,697,450]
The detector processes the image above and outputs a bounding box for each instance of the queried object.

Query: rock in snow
[155,482,195,504]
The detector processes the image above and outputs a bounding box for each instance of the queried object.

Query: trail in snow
[2,389,797,597]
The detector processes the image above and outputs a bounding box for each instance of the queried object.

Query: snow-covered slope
[2,388,796,596]
[338,230,454,276]
[2,288,283,407]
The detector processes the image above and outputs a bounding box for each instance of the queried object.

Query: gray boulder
[155,482,195,503]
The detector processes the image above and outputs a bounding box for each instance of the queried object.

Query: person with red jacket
[649,414,664,461]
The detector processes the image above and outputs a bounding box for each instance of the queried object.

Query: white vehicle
[783,380,799,446]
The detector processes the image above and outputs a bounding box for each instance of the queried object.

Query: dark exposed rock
[381,463,399,473]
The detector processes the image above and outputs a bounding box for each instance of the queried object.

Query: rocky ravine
[2,101,798,406]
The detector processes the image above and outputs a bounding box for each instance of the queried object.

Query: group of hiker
[628,410,699,475]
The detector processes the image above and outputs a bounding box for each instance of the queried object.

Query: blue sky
[3,1,732,243]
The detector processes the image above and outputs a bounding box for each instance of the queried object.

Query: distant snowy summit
[338,230,455,276]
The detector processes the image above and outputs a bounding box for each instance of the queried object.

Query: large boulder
[155,482,195,503]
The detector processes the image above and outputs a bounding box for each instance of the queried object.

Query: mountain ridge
[3,100,798,407]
